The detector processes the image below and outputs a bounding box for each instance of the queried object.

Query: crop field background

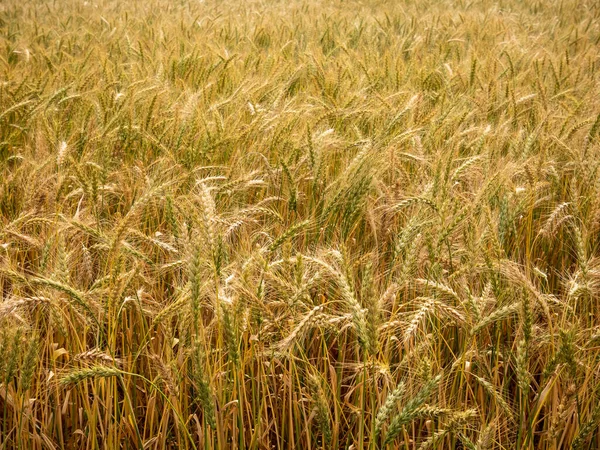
[1,0,600,448]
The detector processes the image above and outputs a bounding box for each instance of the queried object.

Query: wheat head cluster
[1,0,600,448]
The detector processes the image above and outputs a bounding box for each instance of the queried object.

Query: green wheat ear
[19,337,39,392]
[307,373,332,445]
[375,381,406,436]
[59,366,122,386]
[384,373,443,446]
[191,340,216,429]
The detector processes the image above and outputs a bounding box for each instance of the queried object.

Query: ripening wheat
[1,0,600,448]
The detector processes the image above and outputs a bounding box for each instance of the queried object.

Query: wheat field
[1,0,600,448]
